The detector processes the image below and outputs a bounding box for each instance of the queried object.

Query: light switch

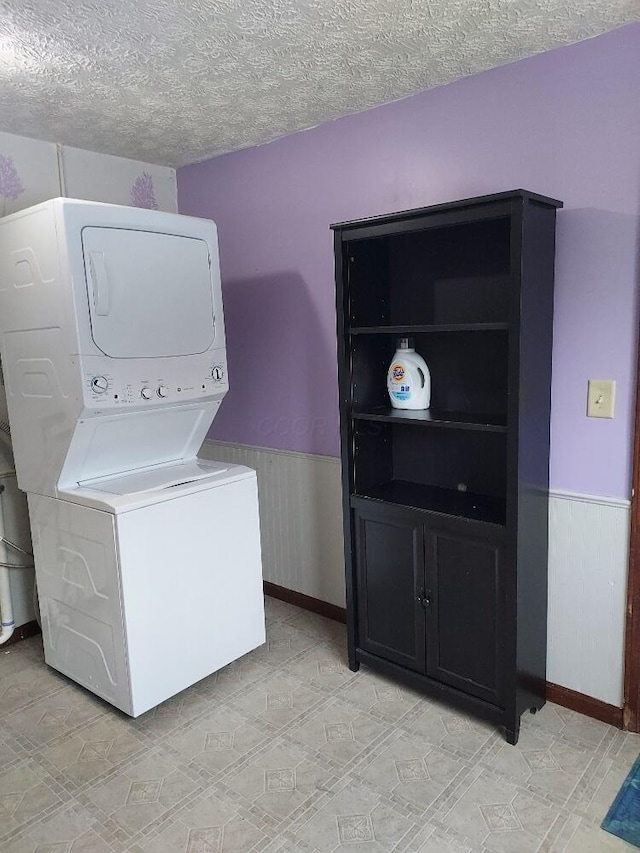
[587,379,616,418]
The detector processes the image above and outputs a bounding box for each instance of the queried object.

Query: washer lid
[62,458,256,513]
[82,226,216,358]
[80,459,233,496]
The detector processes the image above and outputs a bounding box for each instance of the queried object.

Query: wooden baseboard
[263,583,625,729]
[545,681,623,728]
[263,582,346,624]
[0,620,41,649]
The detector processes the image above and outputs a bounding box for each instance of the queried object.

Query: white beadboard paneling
[548,490,630,707]
[0,131,60,217]
[201,439,345,608]
[60,146,177,212]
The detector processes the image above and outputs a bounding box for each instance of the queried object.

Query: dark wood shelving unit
[352,407,507,432]
[350,323,509,334]
[352,485,507,526]
[332,189,562,744]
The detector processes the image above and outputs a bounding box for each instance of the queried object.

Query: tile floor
[1,596,639,852]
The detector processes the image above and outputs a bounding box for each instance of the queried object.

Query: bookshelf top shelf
[349,323,508,334]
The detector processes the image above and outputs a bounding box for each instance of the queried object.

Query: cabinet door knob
[416,589,432,608]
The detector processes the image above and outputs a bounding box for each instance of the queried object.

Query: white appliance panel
[61,459,255,514]
[82,227,215,359]
[58,403,215,489]
[80,350,228,412]
[0,200,265,718]
[29,494,132,712]
[83,458,230,495]
[30,468,265,717]
[118,474,264,716]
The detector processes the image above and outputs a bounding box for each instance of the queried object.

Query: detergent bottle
[386,338,431,410]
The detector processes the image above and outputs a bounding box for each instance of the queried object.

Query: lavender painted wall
[179,24,640,499]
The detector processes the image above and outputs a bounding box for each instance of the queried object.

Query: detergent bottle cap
[397,337,414,351]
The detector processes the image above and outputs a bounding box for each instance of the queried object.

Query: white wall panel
[201,439,345,608]
[203,440,632,707]
[60,146,177,212]
[0,131,60,217]
[547,490,630,707]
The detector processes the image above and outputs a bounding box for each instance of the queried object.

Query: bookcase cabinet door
[354,504,426,673]
[425,521,505,706]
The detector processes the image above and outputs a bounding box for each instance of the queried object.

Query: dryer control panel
[80,351,228,411]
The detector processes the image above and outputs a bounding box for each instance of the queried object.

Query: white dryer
[0,199,265,715]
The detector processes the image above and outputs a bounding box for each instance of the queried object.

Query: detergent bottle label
[389,362,411,401]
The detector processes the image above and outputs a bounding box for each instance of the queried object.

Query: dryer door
[81,227,216,358]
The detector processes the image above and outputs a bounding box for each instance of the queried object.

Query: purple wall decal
[0,154,25,215]
[178,24,640,499]
[131,171,159,209]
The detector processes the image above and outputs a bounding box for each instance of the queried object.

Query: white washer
[0,199,265,715]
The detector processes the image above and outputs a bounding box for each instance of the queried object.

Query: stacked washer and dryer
[0,198,265,716]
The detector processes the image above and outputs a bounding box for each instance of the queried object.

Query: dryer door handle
[89,251,110,316]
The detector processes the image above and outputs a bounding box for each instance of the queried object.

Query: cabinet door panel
[355,506,426,672]
[426,527,504,705]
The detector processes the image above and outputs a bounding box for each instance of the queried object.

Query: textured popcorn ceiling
[0,1,637,167]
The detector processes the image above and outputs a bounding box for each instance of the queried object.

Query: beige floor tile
[85,748,200,836]
[572,755,635,827]
[0,758,65,836]
[356,730,471,813]
[264,597,303,625]
[287,697,391,769]
[6,685,105,748]
[250,621,319,669]
[1,641,42,678]
[337,670,422,723]
[1,602,636,853]
[480,723,595,806]
[14,635,47,662]
[285,644,356,694]
[224,739,336,823]
[0,657,66,715]
[411,822,475,853]
[399,697,495,760]
[163,704,269,777]
[606,729,640,769]
[138,789,270,852]
[526,702,613,748]
[1,803,111,853]
[0,724,28,768]
[284,610,346,643]
[563,817,637,851]
[294,780,413,852]
[129,684,215,739]
[440,768,565,853]
[228,671,326,731]
[194,655,273,704]
[41,715,147,786]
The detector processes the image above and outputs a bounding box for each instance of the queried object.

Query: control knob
[212,365,224,381]
[91,376,109,394]
[157,385,169,398]
[140,387,153,400]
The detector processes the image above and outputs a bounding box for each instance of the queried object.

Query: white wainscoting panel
[548,489,630,707]
[203,440,631,706]
[201,439,345,608]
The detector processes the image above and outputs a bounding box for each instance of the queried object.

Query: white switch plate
[587,379,616,418]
